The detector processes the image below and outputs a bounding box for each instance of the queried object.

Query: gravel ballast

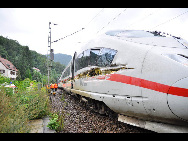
[49,89,154,133]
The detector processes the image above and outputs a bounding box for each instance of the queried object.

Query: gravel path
[49,89,154,133]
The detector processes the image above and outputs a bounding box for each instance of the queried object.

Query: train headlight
[163,54,188,67]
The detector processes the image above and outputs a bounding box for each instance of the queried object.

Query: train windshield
[75,48,117,72]
[106,30,164,38]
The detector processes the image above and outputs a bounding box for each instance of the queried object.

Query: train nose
[167,77,188,121]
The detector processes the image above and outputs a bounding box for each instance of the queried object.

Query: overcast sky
[0,8,188,56]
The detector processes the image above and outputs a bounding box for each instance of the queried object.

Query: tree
[25,69,32,80]
[32,70,42,82]
[0,35,65,81]
[0,45,8,59]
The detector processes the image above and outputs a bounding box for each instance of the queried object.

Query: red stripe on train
[106,73,188,98]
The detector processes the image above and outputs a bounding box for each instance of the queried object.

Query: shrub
[24,90,50,120]
[0,87,30,133]
[0,76,50,133]
[47,113,59,130]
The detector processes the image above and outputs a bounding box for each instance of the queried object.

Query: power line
[50,9,104,31]
[85,8,104,28]
[150,10,188,30]
[96,8,127,34]
[125,8,161,29]
[51,9,104,44]
[51,27,85,44]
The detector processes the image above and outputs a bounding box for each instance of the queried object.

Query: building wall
[0,62,17,80]
[0,62,7,77]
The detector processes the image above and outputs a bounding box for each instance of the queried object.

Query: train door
[71,52,76,89]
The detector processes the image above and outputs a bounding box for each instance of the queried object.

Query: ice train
[58,30,188,133]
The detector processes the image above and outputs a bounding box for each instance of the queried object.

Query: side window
[75,49,91,72]
[75,52,83,72]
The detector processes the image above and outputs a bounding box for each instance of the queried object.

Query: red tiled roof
[0,56,18,71]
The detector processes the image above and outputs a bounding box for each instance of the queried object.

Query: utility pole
[47,22,56,85]
[47,22,82,85]
[47,22,52,85]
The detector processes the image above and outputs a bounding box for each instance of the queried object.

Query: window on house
[10,71,15,75]
[0,70,5,74]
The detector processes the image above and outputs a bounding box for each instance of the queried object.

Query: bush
[24,90,49,120]
[0,87,30,133]
[0,76,50,133]
[47,113,59,130]
[0,75,11,84]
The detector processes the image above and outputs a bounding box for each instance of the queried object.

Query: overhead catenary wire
[124,8,161,30]
[150,9,188,30]
[96,8,127,34]
[51,27,85,44]
[51,9,104,44]
[85,8,104,28]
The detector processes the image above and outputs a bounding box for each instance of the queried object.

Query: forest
[0,35,66,84]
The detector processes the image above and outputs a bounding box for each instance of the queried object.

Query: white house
[0,56,18,80]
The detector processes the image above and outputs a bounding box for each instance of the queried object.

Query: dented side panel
[72,66,148,118]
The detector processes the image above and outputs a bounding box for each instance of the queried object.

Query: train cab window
[83,49,90,67]
[100,48,117,66]
[90,49,100,66]
[90,48,117,67]
[75,47,117,72]
[75,52,84,72]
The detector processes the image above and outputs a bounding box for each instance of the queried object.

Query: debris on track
[49,89,154,133]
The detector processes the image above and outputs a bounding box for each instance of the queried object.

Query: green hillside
[54,53,72,66]
[0,35,65,83]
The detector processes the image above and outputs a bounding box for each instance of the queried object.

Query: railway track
[49,89,154,133]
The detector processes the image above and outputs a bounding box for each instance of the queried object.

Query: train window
[83,49,90,67]
[90,48,117,67]
[75,51,85,72]
[75,52,83,72]
[90,49,100,66]
[75,47,117,72]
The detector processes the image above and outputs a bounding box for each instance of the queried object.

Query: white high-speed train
[58,30,188,133]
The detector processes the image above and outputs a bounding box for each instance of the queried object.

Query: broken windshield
[75,47,117,72]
